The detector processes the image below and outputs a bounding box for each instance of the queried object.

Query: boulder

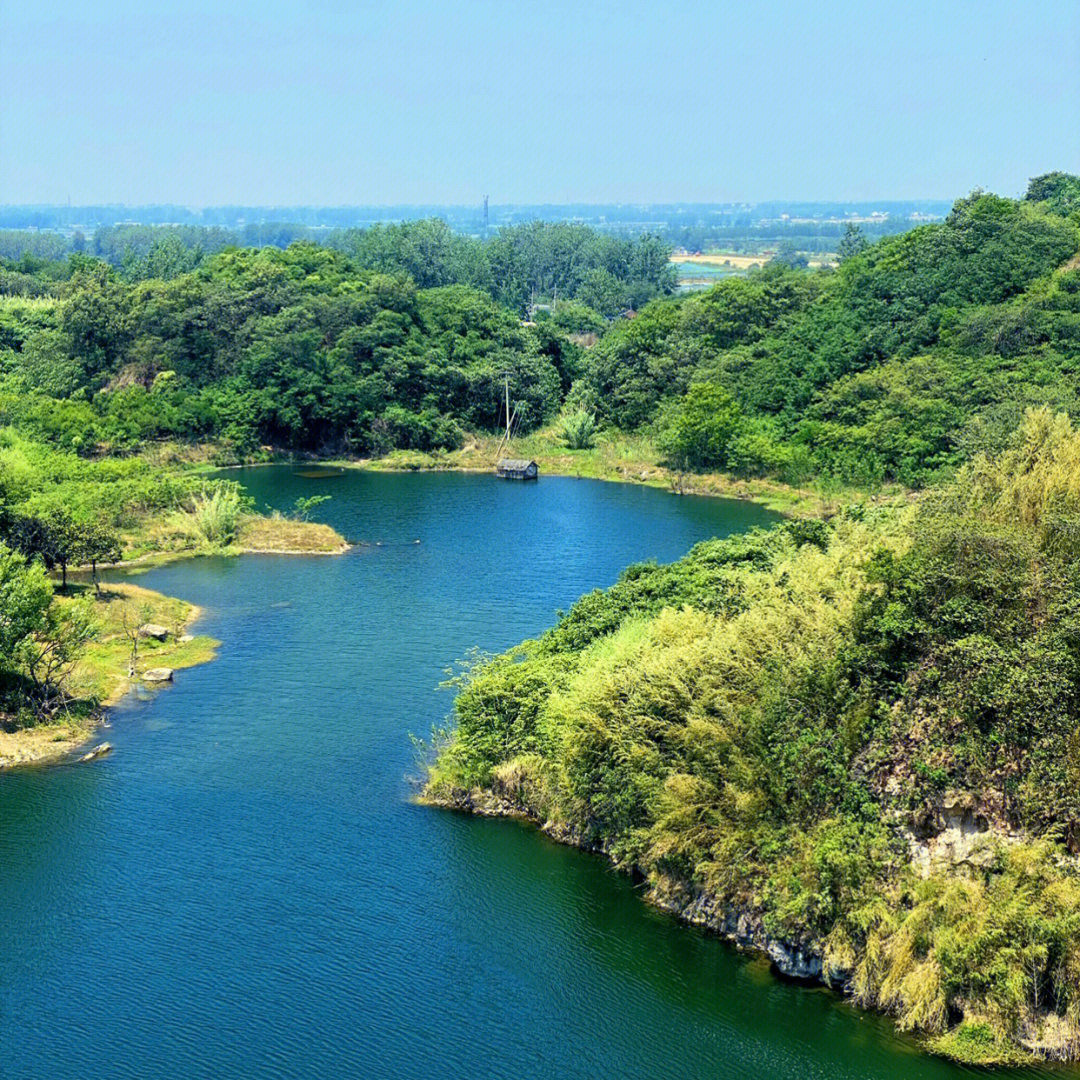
[138,623,170,641]
[177,634,194,643]
[767,940,824,981]
[80,742,112,762]
[142,667,174,683]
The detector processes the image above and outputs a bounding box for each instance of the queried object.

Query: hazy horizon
[0,197,955,211]
[3,0,1077,208]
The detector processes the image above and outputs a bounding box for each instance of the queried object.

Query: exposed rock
[138,623,170,641]
[766,940,825,980]
[142,667,174,683]
[906,788,993,875]
[177,634,194,643]
[648,874,841,984]
[434,782,844,991]
[80,742,112,762]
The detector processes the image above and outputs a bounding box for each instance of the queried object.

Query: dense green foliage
[657,382,743,470]
[428,409,1080,1063]
[3,174,1080,1060]
[1,176,1076,488]
[0,542,96,719]
[0,226,673,456]
[582,181,1080,486]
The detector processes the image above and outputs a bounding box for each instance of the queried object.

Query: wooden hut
[496,458,539,480]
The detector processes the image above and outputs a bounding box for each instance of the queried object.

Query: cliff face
[428,782,837,984]
[647,876,835,982]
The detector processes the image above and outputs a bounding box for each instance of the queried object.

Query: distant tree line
[0,219,676,316]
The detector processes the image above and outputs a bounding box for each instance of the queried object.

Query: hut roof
[497,459,537,470]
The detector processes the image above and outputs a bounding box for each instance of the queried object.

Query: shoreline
[3,525,353,771]
[219,444,891,520]
[421,785,835,975]
[116,512,351,571]
[1,459,797,774]
[0,583,213,770]
[96,540,352,575]
[419,786,1049,1067]
[345,460,835,519]
[2,494,348,771]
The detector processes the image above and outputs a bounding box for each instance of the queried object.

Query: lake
[0,469,1068,1078]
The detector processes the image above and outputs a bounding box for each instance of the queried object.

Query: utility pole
[504,374,511,443]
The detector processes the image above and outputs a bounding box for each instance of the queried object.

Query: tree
[59,260,128,379]
[78,522,122,594]
[0,543,94,714]
[119,600,153,678]
[18,598,96,710]
[34,508,81,590]
[837,223,868,263]
[1024,171,1080,216]
[657,382,743,472]
[292,495,331,521]
[0,544,52,667]
[575,268,626,319]
[559,410,597,450]
[10,328,86,397]
[773,240,809,270]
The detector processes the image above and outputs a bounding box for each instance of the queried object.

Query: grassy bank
[126,509,349,564]
[328,427,893,519]
[0,580,218,768]
[0,433,348,768]
[63,581,218,706]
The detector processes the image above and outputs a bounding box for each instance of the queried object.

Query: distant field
[671,251,771,269]
[670,250,770,290]
[671,251,836,289]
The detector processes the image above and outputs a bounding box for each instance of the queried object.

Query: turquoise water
[0,470,1070,1078]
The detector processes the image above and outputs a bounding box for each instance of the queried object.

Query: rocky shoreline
[423,786,836,984]
[2,534,353,772]
[0,589,209,770]
[423,783,1080,1065]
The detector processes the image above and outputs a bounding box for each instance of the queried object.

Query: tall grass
[426,408,1080,1061]
[188,484,244,545]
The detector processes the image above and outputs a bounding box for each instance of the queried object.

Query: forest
[2,172,1080,1062]
[0,174,1077,485]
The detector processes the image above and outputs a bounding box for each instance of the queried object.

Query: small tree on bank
[36,507,81,591]
[838,223,869,263]
[657,382,743,476]
[560,410,597,450]
[78,521,122,595]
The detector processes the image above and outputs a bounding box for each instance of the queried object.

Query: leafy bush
[656,382,742,470]
[429,411,1080,1061]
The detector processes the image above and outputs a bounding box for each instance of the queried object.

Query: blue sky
[2,0,1077,206]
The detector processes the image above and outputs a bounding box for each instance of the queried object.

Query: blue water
[1,470,1069,1078]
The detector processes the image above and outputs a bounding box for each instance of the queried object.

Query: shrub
[188,484,246,545]
[657,382,742,471]
[559,410,597,449]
